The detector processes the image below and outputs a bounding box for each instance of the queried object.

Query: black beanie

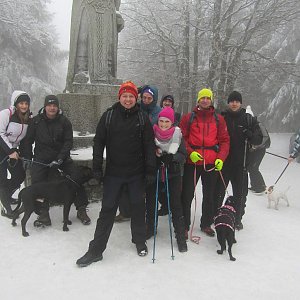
[14,94,31,106]
[44,95,59,107]
[227,91,242,104]
[160,95,175,108]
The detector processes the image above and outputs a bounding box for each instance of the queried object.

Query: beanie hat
[158,107,175,124]
[140,85,159,103]
[227,91,242,104]
[14,94,31,106]
[197,88,213,102]
[118,81,138,99]
[44,95,59,107]
[160,95,174,108]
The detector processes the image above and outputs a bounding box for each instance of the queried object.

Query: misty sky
[47,0,73,50]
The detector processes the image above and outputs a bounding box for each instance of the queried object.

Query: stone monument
[57,0,124,200]
[58,0,124,145]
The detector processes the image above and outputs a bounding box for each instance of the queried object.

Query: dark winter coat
[93,102,156,177]
[290,128,300,158]
[222,108,262,167]
[23,108,73,163]
[179,106,230,165]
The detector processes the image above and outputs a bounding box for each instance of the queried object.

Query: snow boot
[0,188,13,219]
[34,203,51,227]
[136,243,148,257]
[201,226,215,237]
[77,206,91,225]
[76,251,103,267]
[114,213,130,223]
[174,216,188,252]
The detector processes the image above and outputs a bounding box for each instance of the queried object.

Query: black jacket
[93,102,156,177]
[222,108,262,166]
[23,109,73,162]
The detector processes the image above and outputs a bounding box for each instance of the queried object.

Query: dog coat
[214,205,236,232]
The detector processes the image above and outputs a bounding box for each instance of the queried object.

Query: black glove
[93,170,103,183]
[161,153,173,166]
[49,159,63,169]
[243,128,253,139]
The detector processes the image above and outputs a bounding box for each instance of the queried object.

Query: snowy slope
[1,133,299,300]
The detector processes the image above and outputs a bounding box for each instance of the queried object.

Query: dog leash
[57,169,81,188]
[266,151,288,160]
[274,162,289,185]
[21,158,50,167]
[189,164,201,244]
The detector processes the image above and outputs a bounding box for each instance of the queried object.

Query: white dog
[265,185,290,210]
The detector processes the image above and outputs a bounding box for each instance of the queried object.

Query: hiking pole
[152,168,160,264]
[165,166,175,260]
[274,162,289,185]
[237,139,248,226]
[266,151,288,160]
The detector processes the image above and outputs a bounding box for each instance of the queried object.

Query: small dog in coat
[265,185,290,210]
[12,166,93,237]
[214,196,236,261]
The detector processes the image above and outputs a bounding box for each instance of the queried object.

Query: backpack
[105,107,145,138]
[246,114,271,149]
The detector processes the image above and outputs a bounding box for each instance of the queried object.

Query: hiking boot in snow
[136,243,148,257]
[201,226,215,237]
[34,211,51,227]
[235,222,244,231]
[177,240,188,253]
[77,206,91,225]
[76,251,103,267]
[114,213,130,223]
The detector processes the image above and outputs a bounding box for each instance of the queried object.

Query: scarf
[153,125,182,154]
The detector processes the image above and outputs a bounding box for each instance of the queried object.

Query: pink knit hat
[158,107,175,124]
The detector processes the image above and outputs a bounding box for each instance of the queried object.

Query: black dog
[12,166,93,237]
[214,196,236,261]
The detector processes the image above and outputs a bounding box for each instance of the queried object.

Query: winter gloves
[190,151,203,163]
[49,159,63,169]
[243,128,253,139]
[214,159,223,171]
[160,153,173,166]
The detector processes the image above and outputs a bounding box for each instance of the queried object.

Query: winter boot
[114,213,130,223]
[0,188,14,219]
[174,216,188,253]
[34,203,51,227]
[201,226,215,237]
[76,251,103,267]
[77,206,91,225]
[136,243,148,256]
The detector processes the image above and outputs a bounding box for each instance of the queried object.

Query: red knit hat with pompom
[118,81,138,99]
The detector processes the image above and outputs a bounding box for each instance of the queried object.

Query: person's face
[162,99,173,108]
[228,100,241,111]
[142,92,153,105]
[198,97,212,110]
[16,101,29,114]
[45,104,59,119]
[158,118,172,131]
[119,92,136,109]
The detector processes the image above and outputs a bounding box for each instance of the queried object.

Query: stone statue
[66,0,124,91]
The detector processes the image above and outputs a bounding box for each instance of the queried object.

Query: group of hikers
[0,82,299,268]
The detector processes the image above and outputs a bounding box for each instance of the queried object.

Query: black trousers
[30,158,88,209]
[118,184,131,218]
[214,161,248,223]
[248,148,266,191]
[181,164,217,230]
[146,175,183,229]
[0,150,25,194]
[88,174,146,255]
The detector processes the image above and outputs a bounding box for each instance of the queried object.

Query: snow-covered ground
[1,133,299,300]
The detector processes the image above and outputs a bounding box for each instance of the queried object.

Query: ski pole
[152,168,160,264]
[266,151,288,160]
[274,162,289,185]
[165,166,175,260]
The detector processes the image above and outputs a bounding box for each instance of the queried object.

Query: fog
[47,0,73,50]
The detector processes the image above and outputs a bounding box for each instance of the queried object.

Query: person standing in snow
[0,91,32,218]
[22,95,91,227]
[214,91,263,230]
[76,81,156,267]
[288,128,300,163]
[179,88,230,238]
[145,107,188,252]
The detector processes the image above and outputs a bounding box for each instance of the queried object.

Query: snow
[1,133,300,300]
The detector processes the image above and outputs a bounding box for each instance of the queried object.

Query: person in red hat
[76,81,156,267]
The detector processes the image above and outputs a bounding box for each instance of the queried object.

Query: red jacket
[179,106,230,165]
